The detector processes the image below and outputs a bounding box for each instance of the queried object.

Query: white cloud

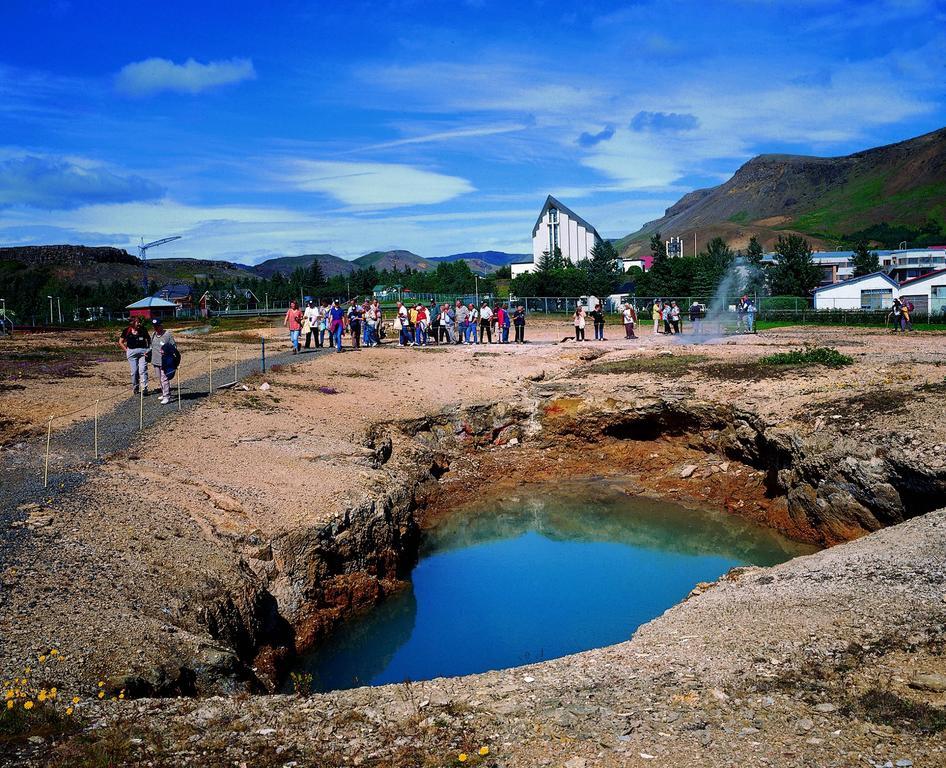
[285,160,475,207]
[115,57,256,97]
[350,123,528,153]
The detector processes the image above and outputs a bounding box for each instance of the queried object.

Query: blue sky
[1,0,944,263]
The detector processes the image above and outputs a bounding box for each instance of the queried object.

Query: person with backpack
[902,300,914,332]
[118,316,151,395]
[149,318,179,405]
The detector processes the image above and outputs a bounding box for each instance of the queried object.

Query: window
[860,288,892,310]
[547,208,560,254]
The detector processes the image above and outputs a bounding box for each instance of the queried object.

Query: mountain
[353,249,432,272]
[615,126,946,256]
[252,253,354,278]
[0,246,256,285]
[435,251,530,267]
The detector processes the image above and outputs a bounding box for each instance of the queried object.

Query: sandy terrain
[1,319,945,766]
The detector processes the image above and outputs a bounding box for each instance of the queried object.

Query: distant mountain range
[615,125,946,256]
[0,245,529,287]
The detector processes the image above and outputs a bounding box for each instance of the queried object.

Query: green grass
[728,210,750,224]
[789,172,888,235]
[585,354,707,375]
[759,346,853,368]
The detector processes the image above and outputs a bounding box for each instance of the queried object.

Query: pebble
[680,465,698,478]
[813,703,837,713]
[908,673,946,693]
[796,718,814,733]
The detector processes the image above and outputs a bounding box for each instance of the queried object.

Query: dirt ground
[2,319,945,766]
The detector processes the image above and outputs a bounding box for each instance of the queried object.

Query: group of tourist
[117,315,180,403]
[571,303,640,341]
[284,298,529,352]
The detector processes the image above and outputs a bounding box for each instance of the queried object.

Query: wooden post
[234,345,238,383]
[94,400,99,459]
[139,385,144,429]
[43,417,52,488]
[177,366,182,411]
[209,353,213,395]
[261,337,266,373]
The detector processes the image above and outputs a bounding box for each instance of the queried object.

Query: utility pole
[47,295,53,325]
[57,297,62,324]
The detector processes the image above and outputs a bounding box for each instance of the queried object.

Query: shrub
[759,347,853,368]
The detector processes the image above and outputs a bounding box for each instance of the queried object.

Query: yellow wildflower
[458,754,468,763]
[98,681,104,688]
[118,692,125,700]
[479,747,489,756]
[50,688,57,698]
[50,649,59,656]
[65,707,73,715]
[24,667,30,675]
[4,690,13,700]
[38,655,47,663]
[97,691,105,699]
[6,700,13,710]
[23,701,33,710]
[72,696,80,704]
[37,691,47,702]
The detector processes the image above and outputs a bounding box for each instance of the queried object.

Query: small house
[127,296,178,320]
[898,269,946,318]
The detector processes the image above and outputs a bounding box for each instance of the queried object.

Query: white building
[512,196,601,276]
[898,269,946,317]
[812,272,900,310]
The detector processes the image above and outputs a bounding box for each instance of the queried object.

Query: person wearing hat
[149,317,179,405]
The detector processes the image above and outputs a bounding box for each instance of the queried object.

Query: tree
[307,257,326,288]
[769,234,821,296]
[586,239,623,297]
[851,240,880,277]
[645,231,675,297]
[691,237,734,297]
[743,236,767,295]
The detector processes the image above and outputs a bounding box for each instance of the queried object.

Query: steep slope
[615,126,946,256]
[252,253,354,279]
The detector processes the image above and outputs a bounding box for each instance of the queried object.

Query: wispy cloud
[350,123,527,153]
[115,57,256,97]
[285,160,474,207]
[630,112,700,133]
[0,155,165,209]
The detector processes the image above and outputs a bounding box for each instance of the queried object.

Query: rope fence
[39,339,269,488]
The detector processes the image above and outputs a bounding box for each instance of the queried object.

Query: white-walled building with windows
[812,269,946,316]
[512,196,601,277]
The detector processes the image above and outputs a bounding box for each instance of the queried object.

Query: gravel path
[0,342,332,564]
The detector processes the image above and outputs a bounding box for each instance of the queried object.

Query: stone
[908,673,946,693]
[813,703,837,713]
[259,382,271,391]
[564,758,586,768]
[680,465,698,479]
[256,728,276,736]
[796,718,814,733]
[895,760,913,767]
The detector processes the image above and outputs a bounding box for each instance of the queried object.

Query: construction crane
[139,235,182,292]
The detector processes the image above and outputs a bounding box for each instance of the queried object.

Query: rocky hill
[252,253,354,279]
[615,125,946,256]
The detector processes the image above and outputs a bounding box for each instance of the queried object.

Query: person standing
[513,305,526,343]
[327,299,346,352]
[119,316,151,395]
[429,302,440,345]
[689,300,703,335]
[590,303,606,340]
[149,318,178,405]
[455,300,468,344]
[440,303,454,343]
[303,300,318,349]
[745,299,756,334]
[501,303,511,343]
[670,301,681,334]
[283,300,303,354]
[573,304,586,341]
[346,299,362,350]
[622,303,637,339]
[479,301,493,344]
[652,300,662,334]
[414,304,429,346]
[396,301,411,346]
[466,303,479,344]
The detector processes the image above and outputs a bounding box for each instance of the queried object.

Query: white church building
[511,196,601,277]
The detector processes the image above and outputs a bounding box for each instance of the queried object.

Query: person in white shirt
[622,304,638,339]
[466,304,479,344]
[479,301,493,344]
[303,300,319,349]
